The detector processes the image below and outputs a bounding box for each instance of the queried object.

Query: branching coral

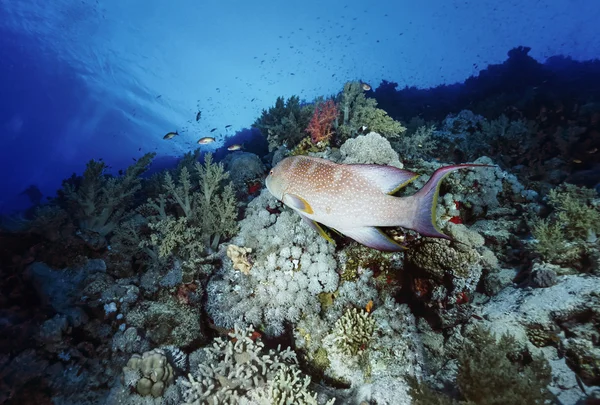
[530,184,600,266]
[306,99,338,144]
[395,124,439,160]
[58,153,155,240]
[411,326,552,405]
[253,95,314,151]
[457,327,552,405]
[335,81,406,142]
[179,325,333,404]
[330,308,376,357]
[136,153,238,274]
[465,114,537,162]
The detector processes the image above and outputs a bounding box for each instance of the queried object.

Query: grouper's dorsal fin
[283,193,314,214]
[349,164,419,194]
[299,215,336,245]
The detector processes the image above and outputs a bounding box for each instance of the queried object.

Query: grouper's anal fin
[342,226,407,252]
[299,215,336,245]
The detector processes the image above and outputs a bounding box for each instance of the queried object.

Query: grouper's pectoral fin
[342,226,407,252]
[300,214,336,245]
[283,193,314,214]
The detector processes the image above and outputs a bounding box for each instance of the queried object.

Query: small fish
[196,111,202,121]
[163,131,178,140]
[365,300,373,313]
[573,159,582,164]
[587,147,598,154]
[227,144,243,151]
[225,124,232,128]
[210,128,217,132]
[361,82,371,91]
[266,156,490,251]
[358,125,368,134]
[197,137,215,144]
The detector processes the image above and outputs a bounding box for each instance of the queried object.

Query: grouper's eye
[269,170,274,175]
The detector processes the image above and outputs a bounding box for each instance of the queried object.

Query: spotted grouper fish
[265,155,489,251]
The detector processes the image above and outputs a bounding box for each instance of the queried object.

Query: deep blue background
[1,0,599,213]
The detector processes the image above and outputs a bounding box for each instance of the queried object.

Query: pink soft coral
[306,99,338,144]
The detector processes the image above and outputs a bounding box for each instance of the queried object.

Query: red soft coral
[306,99,338,144]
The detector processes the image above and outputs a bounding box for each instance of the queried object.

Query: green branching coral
[137,153,238,274]
[59,153,155,239]
[254,95,314,151]
[547,184,600,239]
[457,327,552,404]
[465,115,536,162]
[395,124,439,160]
[145,216,205,272]
[530,218,566,262]
[331,308,376,356]
[335,81,406,142]
[530,184,600,265]
[411,326,552,405]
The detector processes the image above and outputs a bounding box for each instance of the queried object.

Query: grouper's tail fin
[410,164,492,239]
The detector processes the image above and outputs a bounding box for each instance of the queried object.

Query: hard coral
[180,325,333,404]
[330,307,376,356]
[122,348,174,398]
[226,244,252,274]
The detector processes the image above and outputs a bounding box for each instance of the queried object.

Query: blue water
[1,0,599,213]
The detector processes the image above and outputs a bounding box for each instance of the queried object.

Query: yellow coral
[227,245,252,274]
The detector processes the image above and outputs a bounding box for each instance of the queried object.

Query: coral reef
[335,81,406,142]
[253,95,314,151]
[395,124,440,161]
[529,183,600,270]
[206,190,339,336]
[179,325,334,404]
[412,326,553,405]
[122,348,174,398]
[4,52,600,405]
[338,132,404,168]
[306,99,338,145]
[58,153,155,248]
[221,151,266,196]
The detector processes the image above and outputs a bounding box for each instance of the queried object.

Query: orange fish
[365,300,373,313]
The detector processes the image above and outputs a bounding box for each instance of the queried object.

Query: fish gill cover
[0,1,600,404]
